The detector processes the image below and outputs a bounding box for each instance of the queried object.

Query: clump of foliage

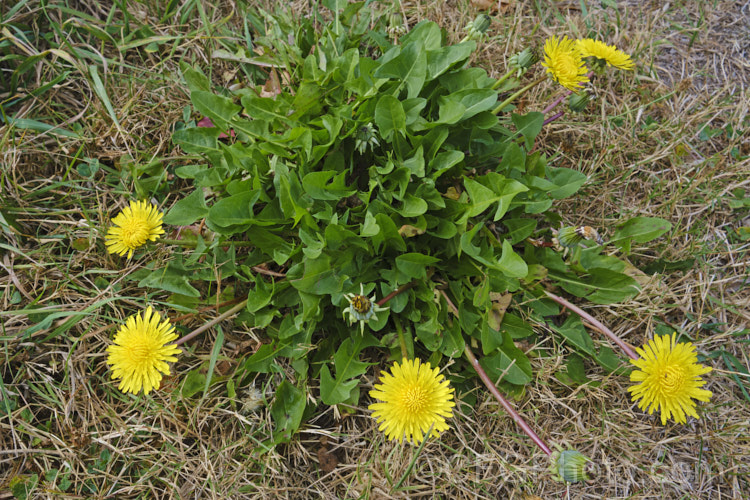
[144,2,668,443]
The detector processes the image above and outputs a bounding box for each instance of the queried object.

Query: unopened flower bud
[514,47,540,70]
[509,47,540,77]
[568,91,591,113]
[463,15,492,41]
[550,448,592,483]
[355,122,380,154]
[472,14,491,34]
[387,13,406,38]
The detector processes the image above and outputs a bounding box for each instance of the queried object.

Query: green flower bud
[509,47,540,77]
[550,448,592,483]
[556,226,580,248]
[463,15,492,41]
[387,13,406,38]
[472,14,492,35]
[355,122,380,154]
[556,225,603,248]
[568,91,591,113]
[512,47,540,70]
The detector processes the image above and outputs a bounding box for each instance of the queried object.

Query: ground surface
[1,0,749,498]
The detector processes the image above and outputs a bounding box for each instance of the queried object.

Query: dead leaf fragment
[317,439,339,473]
[471,0,495,10]
[470,0,513,13]
[260,68,282,97]
[444,186,461,200]
[399,225,425,237]
[488,293,512,330]
[519,495,543,500]
[215,360,233,376]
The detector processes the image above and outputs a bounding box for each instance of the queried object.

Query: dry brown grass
[1,0,748,498]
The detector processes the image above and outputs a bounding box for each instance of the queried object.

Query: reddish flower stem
[463,344,553,456]
[170,297,246,323]
[544,291,639,360]
[543,110,565,125]
[541,70,595,115]
[173,279,410,348]
[542,93,567,114]
[437,289,553,456]
[376,281,417,307]
[174,299,249,346]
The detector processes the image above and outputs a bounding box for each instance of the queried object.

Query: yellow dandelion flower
[106,307,182,395]
[576,38,635,71]
[369,358,455,443]
[105,200,165,259]
[628,333,712,425]
[541,36,589,91]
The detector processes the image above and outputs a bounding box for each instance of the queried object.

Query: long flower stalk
[493,76,547,114]
[174,278,411,349]
[543,111,565,125]
[376,281,417,307]
[463,343,552,456]
[541,70,595,115]
[544,291,638,360]
[492,68,517,90]
[542,93,568,115]
[159,238,258,248]
[437,289,553,456]
[174,299,249,346]
[393,315,409,359]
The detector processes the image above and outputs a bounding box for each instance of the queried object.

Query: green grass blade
[88,65,123,131]
[203,326,224,398]
[2,116,81,138]
[722,352,750,403]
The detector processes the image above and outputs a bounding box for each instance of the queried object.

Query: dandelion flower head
[342,284,387,334]
[628,333,712,425]
[106,307,182,395]
[369,358,455,443]
[105,200,165,259]
[541,36,589,90]
[576,38,635,71]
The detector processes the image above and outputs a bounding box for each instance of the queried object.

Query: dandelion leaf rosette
[162,3,646,439]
